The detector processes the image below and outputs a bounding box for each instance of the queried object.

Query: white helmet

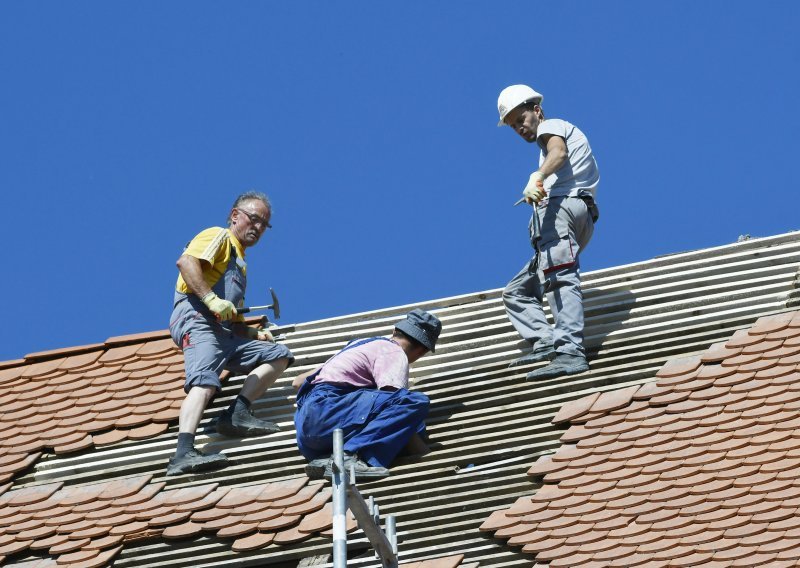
[497,84,544,126]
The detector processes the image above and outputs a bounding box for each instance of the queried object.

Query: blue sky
[1,2,798,361]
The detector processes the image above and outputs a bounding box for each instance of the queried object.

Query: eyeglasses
[236,208,272,230]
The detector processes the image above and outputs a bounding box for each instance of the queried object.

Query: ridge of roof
[481,309,800,566]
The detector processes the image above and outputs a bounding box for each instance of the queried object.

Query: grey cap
[394,309,442,352]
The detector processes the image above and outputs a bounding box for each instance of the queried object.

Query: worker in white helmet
[497,85,600,380]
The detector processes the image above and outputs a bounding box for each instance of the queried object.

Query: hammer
[514,197,542,271]
[238,287,281,320]
[513,197,541,242]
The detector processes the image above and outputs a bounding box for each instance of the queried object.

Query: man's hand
[202,292,237,321]
[523,171,546,204]
[256,328,274,342]
[245,326,275,342]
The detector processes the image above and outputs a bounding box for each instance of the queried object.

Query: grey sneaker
[166,449,228,476]
[324,453,390,481]
[216,407,281,437]
[526,353,589,381]
[305,457,330,480]
[508,346,556,368]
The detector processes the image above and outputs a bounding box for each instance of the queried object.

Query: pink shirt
[313,339,410,390]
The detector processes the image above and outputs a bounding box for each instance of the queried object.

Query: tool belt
[580,195,600,223]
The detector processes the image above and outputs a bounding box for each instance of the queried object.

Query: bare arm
[178,254,242,326]
[537,134,568,177]
[292,367,320,390]
[176,254,213,298]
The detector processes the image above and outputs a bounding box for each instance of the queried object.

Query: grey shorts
[169,303,294,393]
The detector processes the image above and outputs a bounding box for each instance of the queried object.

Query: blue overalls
[169,236,293,393]
[294,338,429,468]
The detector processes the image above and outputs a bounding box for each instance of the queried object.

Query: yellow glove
[201,292,237,321]
[523,171,546,204]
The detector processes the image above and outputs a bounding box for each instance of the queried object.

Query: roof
[480,310,800,566]
[1,231,799,566]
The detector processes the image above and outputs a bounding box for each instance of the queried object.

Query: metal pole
[386,515,397,556]
[332,429,348,568]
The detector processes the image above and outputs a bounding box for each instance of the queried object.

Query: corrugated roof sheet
[1,231,799,566]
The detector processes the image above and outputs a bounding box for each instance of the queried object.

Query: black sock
[229,394,252,414]
[176,433,195,458]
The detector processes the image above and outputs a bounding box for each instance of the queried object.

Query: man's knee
[270,356,291,373]
[234,342,295,375]
[183,372,222,394]
[250,356,291,377]
[184,385,216,405]
[503,279,524,306]
[403,391,430,418]
[409,391,429,405]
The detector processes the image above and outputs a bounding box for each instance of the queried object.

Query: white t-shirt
[536,118,599,199]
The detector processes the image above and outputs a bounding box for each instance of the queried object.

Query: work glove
[201,292,237,321]
[246,326,275,342]
[523,171,547,204]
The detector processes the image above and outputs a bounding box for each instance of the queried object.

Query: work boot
[324,452,390,481]
[216,407,281,437]
[526,353,589,381]
[166,449,228,476]
[508,345,556,368]
[304,457,330,480]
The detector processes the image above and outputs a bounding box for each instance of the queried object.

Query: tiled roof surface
[0,473,342,566]
[399,554,478,568]
[0,333,184,483]
[0,321,275,485]
[481,310,800,566]
[1,232,799,567]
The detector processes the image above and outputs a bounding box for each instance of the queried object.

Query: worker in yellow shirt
[167,191,294,476]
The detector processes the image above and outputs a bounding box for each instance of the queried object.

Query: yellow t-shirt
[175,227,246,296]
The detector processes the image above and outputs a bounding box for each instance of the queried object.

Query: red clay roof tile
[258,513,301,531]
[484,310,800,566]
[590,386,641,414]
[749,312,795,335]
[148,510,193,527]
[231,530,275,551]
[551,393,601,425]
[701,341,742,363]
[272,524,312,544]
[656,355,703,378]
[68,544,123,568]
[49,535,91,554]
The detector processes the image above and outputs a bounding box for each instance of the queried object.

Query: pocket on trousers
[540,235,577,274]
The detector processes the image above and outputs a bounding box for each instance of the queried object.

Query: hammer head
[269,287,280,320]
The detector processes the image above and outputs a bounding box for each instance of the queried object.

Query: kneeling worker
[293,309,442,480]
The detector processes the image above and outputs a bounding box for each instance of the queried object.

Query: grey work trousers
[503,196,596,357]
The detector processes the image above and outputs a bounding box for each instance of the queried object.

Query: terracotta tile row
[0,473,343,565]
[399,553,475,568]
[0,318,267,485]
[482,311,800,566]
[0,337,186,484]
